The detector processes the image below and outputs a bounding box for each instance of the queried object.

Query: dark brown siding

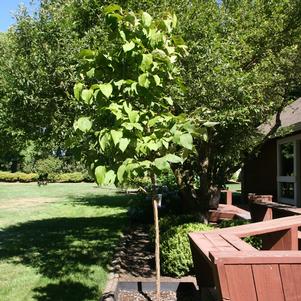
[242,139,277,201]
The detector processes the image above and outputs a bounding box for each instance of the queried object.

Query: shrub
[149,214,201,243]
[34,157,62,175]
[50,172,93,183]
[219,219,262,249]
[0,171,93,183]
[161,223,213,277]
[0,171,38,182]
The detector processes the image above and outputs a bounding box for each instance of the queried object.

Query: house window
[277,138,300,206]
[280,142,294,176]
[279,182,294,199]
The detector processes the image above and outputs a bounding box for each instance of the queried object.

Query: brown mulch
[112,225,156,278]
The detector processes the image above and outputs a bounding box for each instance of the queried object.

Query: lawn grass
[0,183,134,301]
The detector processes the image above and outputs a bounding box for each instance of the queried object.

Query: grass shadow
[33,280,97,301]
[0,213,127,300]
[71,193,142,209]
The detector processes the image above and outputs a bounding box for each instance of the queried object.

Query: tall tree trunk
[150,172,160,301]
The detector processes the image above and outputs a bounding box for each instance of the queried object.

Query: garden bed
[116,281,201,301]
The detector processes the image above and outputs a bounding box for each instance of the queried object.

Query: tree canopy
[1,0,301,210]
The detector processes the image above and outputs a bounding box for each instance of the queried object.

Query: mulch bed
[112,225,156,278]
[107,225,202,301]
[117,290,200,301]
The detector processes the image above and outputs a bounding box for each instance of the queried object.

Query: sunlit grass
[0,183,133,301]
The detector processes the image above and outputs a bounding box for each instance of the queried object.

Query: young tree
[73,5,208,299]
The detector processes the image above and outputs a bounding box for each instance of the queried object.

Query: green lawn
[0,183,132,301]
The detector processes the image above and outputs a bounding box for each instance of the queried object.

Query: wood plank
[221,233,258,251]
[189,234,217,258]
[280,264,301,301]
[252,264,285,301]
[191,215,301,239]
[217,215,301,238]
[204,233,238,252]
[261,226,298,250]
[190,240,216,287]
[210,251,301,265]
[213,263,230,300]
[224,264,257,301]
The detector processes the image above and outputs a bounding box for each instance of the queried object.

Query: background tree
[168,0,301,210]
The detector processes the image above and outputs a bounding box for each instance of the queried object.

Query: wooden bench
[189,215,301,300]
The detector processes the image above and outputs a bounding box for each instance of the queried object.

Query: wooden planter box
[189,216,301,301]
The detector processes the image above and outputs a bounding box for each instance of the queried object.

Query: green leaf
[154,157,170,170]
[123,41,135,52]
[152,49,168,62]
[148,116,161,127]
[119,138,130,152]
[162,140,169,149]
[79,49,95,58]
[179,133,193,150]
[104,170,116,185]
[104,4,122,14]
[111,129,123,146]
[138,73,150,88]
[117,165,126,183]
[147,140,161,151]
[203,121,219,127]
[128,110,139,123]
[99,83,113,98]
[81,89,93,104]
[153,75,161,86]
[163,19,172,33]
[99,133,110,152]
[132,123,143,131]
[76,117,92,132]
[172,13,177,28]
[149,28,163,46]
[114,80,125,90]
[172,36,185,46]
[142,12,152,27]
[164,154,183,164]
[95,166,106,185]
[74,83,83,101]
[164,96,173,105]
[86,68,95,78]
[140,54,153,72]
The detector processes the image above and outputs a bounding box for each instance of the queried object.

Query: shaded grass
[0,183,133,301]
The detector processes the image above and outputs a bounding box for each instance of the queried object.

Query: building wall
[242,139,277,201]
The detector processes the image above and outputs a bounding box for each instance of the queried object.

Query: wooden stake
[152,197,160,301]
[151,173,160,301]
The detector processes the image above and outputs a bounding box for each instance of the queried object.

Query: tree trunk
[150,172,160,301]
[174,167,221,216]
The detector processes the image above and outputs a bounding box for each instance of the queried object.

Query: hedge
[0,171,93,183]
[160,223,213,277]
[0,172,39,182]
